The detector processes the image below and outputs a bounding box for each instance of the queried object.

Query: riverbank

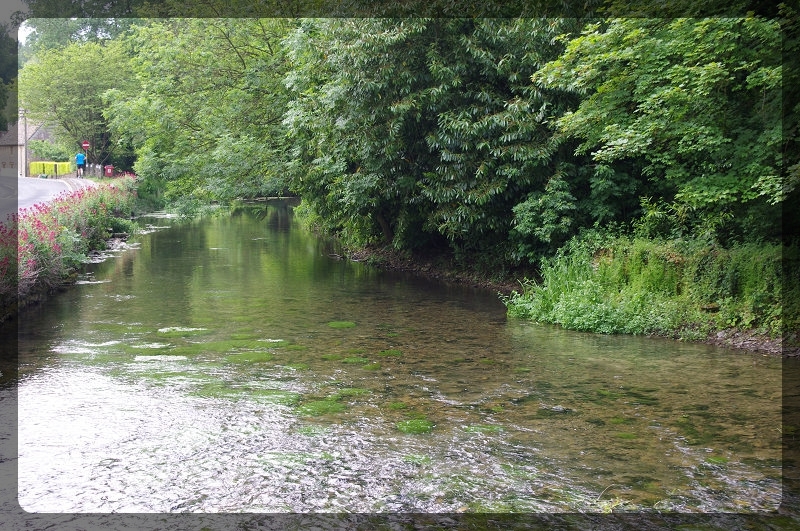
[348,244,796,357]
[0,176,138,324]
[347,244,526,295]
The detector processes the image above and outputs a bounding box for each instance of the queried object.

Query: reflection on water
[13,202,785,515]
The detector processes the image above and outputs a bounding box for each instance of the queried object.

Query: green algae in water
[258,339,290,348]
[624,389,659,406]
[225,351,274,363]
[297,399,347,416]
[387,401,408,410]
[138,370,205,383]
[120,342,173,352]
[283,344,308,351]
[403,454,432,465]
[340,357,370,364]
[333,387,370,399]
[596,388,620,400]
[191,382,299,404]
[396,419,434,434]
[295,425,330,437]
[156,327,213,338]
[320,353,343,361]
[166,339,270,357]
[363,363,381,370]
[191,382,240,399]
[378,349,402,357]
[328,321,356,329]
[249,389,301,405]
[229,332,258,340]
[616,432,638,439]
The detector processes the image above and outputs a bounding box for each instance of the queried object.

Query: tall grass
[503,232,793,340]
[0,176,138,314]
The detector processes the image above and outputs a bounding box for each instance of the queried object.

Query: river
[1,200,796,530]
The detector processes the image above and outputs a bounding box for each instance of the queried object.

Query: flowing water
[3,201,793,524]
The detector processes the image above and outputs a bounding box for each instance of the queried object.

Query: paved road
[0,176,98,221]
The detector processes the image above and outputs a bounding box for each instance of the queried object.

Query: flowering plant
[0,176,137,310]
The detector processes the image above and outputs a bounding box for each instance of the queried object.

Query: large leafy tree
[18,38,137,166]
[20,18,142,58]
[105,18,296,203]
[0,23,18,128]
[533,16,786,242]
[284,18,588,263]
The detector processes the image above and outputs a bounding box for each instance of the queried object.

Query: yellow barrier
[29,161,72,177]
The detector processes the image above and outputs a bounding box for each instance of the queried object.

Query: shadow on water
[4,201,798,529]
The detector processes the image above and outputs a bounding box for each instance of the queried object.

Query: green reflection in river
[15,201,785,514]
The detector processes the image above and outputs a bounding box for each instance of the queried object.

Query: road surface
[0,177,98,221]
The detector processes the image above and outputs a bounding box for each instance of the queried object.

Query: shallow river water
[2,201,796,528]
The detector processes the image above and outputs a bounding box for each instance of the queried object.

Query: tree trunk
[376,213,393,244]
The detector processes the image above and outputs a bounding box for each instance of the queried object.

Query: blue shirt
[76,153,86,165]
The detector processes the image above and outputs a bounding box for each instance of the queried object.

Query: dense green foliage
[283,18,589,259]
[534,17,787,244]
[503,232,794,338]
[18,39,137,168]
[15,12,795,341]
[105,18,295,207]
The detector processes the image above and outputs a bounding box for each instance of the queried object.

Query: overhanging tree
[284,18,588,263]
[18,38,137,168]
[105,18,296,203]
[533,16,786,243]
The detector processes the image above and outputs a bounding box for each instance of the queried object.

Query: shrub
[504,232,790,339]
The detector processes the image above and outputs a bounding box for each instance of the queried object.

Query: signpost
[81,141,90,176]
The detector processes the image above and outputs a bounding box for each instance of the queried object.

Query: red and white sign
[81,140,90,150]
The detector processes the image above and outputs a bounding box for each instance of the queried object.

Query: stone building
[0,119,54,178]
[0,121,21,178]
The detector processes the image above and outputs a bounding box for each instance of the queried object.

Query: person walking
[75,151,86,177]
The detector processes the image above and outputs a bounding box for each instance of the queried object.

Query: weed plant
[504,231,792,340]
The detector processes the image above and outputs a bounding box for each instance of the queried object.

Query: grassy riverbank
[0,176,138,322]
[502,232,797,356]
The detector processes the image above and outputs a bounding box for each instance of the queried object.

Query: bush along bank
[0,176,138,322]
[502,231,798,356]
